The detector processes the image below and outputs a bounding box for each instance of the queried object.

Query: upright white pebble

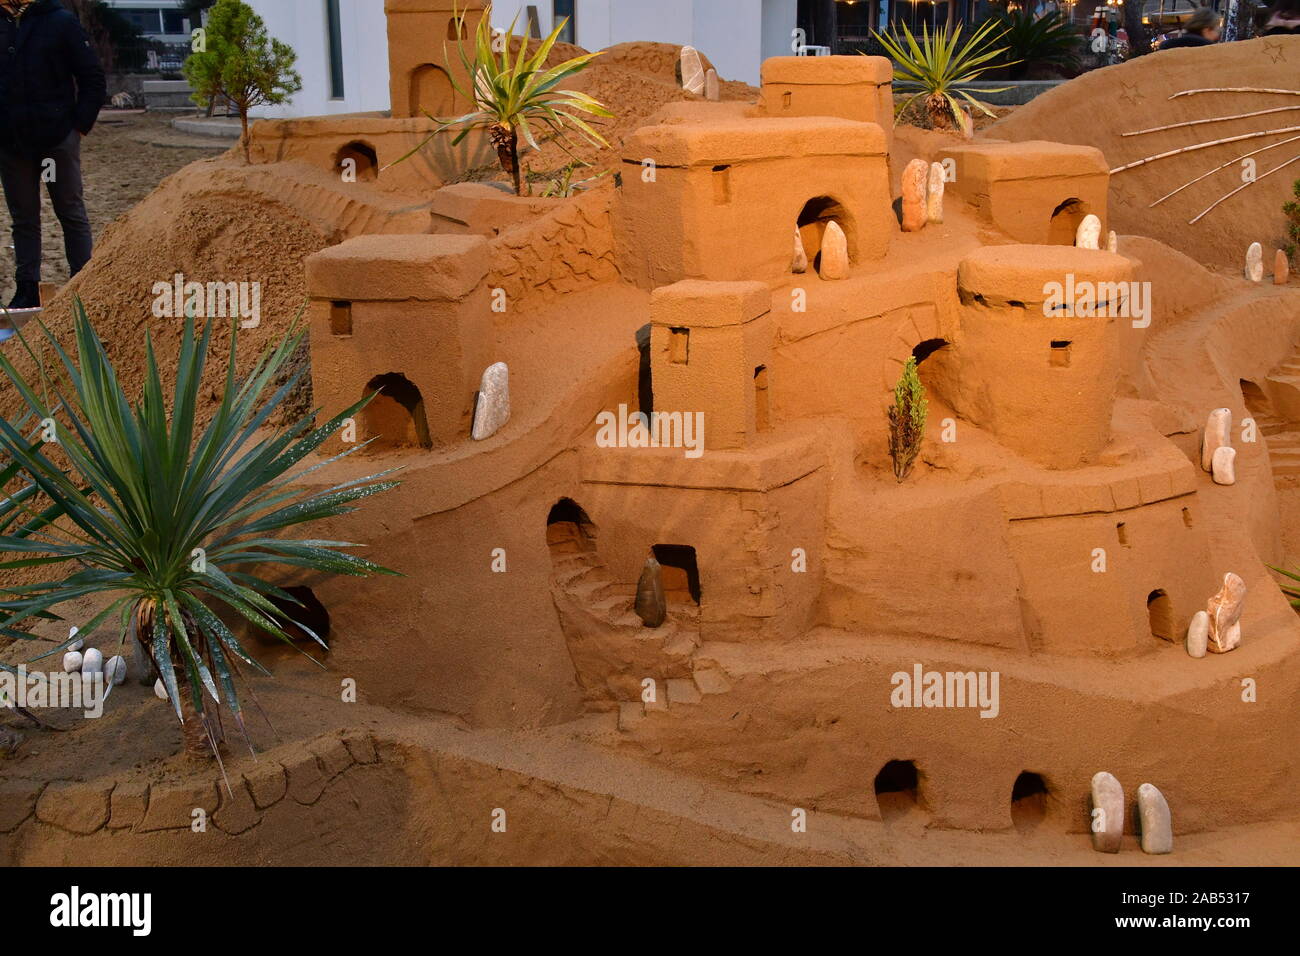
[81,647,103,674]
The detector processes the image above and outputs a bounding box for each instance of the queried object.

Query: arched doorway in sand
[874,758,925,822]
[266,585,332,646]
[409,63,456,119]
[546,499,599,571]
[1147,589,1175,642]
[362,373,432,451]
[1047,198,1089,246]
[651,544,701,606]
[1010,771,1049,833]
[335,141,379,182]
[796,196,854,274]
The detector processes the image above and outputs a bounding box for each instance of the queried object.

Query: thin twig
[1170,87,1300,99]
[1123,104,1300,138]
[1190,153,1300,224]
[1150,136,1300,207]
[1110,124,1300,173]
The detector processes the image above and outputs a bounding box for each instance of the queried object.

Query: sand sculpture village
[1,2,1299,866]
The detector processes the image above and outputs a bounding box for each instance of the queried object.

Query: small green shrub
[888,357,928,482]
[1284,177,1299,261]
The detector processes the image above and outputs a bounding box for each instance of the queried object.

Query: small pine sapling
[888,357,928,481]
[182,0,302,163]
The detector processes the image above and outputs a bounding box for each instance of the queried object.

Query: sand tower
[614,116,893,289]
[649,280,773,451]
[304,234,493,454]
[951,244,1132,469]
[758,55,895,151]
[385,0,488,120]
[937,141,1110,245]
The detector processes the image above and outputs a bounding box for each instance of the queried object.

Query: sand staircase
[1257,356,1300,484]
[548,521,720,722]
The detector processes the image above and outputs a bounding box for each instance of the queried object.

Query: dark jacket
[0,0,106,155]
[1159,33,1215,50]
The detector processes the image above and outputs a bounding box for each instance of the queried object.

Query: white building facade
[244,0,797,119]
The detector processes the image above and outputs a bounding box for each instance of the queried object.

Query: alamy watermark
[890,664,1000,718]
[1043,274,1152,329]
[1,666,105,719]
[151,273,261,328]
[595,404,705,459]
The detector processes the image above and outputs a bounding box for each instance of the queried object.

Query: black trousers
[0,130,93,283]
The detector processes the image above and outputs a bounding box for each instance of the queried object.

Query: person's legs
[44,131,94,277]
[0,145,44,287]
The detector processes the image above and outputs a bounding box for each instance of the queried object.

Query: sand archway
[336,141,379,182]
[1147,589,1175,642]
[409,63,456,118]
[874,759,923,821]
[267,585,332,645]
[1047,198,1089,245]
[546,498,597,558]
[362,373,432,451]
[651,544,701,605]
[796,196,853,273]
[1010,771,1048,833]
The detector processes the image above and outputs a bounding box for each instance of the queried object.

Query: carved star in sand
[1119,81,1144,107]
[1264,40,1286,64]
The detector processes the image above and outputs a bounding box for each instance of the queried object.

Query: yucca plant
[1269,564,1300,608]
[388,4,613,195]
[888,357,928,482]
[0,301,398,764]
[871,20,1014,134]
[990,9,1082,80]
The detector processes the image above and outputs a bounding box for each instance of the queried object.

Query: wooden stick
[1149,135,1300,207]
[1170,87,1300,99]
[1122,104,1300,137]
[1170,87,1300,98]
[1110,124,1300,174]
[1190,153,1300,224]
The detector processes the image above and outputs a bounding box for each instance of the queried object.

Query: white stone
[679,45,706,95]
[68,625,83,652]
[1206,571,1246,653]
[1136,783,1172,854]
[1089,771,1124,853]
[105,656,127,686]
[792,227,808,274]
[154,678,168,700]
[471,362,510,441]
[1186,610,1209,658]
[900,158,928,232]
[926,162,945,224]
[818,220,849,280]
[704,68,720,101]
[1246,241,1264,282]
[80,647,103,674]
[1201,407,1231,472]
[1211,445,1236,485]
[1075,214,1101,250]
[62,651,83,673]
[1107,230,1117,254]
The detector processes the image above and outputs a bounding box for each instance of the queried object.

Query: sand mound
[1,158,336,431]
[988,36,1300,271]
[484,41,756,188]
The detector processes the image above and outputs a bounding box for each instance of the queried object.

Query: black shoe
[6,281,40,310]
